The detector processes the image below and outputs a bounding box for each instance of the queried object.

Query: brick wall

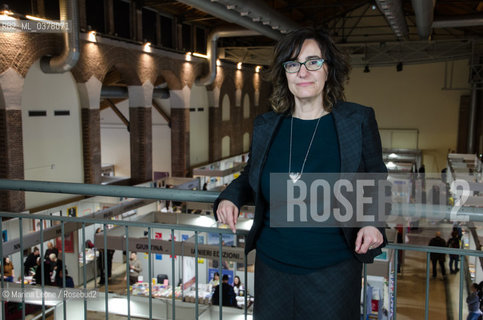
[0,109,25,211]
[208,67,272,162]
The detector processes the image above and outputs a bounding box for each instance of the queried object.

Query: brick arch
[71,43,142,85]
[101,63,141,86]
[101,63,140,87]
[154,74,166,87]
[0,34,63,77]
[157,70,183,90]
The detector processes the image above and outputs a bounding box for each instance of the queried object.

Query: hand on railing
[355,226,384,254]
[216,200,239,233]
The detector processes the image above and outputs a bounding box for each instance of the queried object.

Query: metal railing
[0,179,482,320]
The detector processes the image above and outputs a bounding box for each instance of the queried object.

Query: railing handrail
[386,242,483,257]
[0,210,248,235]
[1,179,483,222]
[0,179,220,203]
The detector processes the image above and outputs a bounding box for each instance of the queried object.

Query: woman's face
[234,277,240,285]
[5,258,10,264]
[285,39,328,105]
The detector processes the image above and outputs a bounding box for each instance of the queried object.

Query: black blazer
[214,101,388,264]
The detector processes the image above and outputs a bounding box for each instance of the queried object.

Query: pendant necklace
[288,115,322,183]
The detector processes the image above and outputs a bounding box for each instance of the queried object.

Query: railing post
[363,263,367,320]
[0,218,4,320]
[171,229,176,320]
[148,227,152,320]
[458,255,464,320]
[425,252,430,320]
[103,224,108,320]
[61,221,66,320]
[218,233,223,320]
[244,248,248,320]
[393,249,398,320]
[82,222,87,320]
[39,221,45,320]
[19,217,25,320]
[195,230,199,319]
[125,225,131,320]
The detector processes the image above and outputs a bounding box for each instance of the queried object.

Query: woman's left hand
[355,226,383,254]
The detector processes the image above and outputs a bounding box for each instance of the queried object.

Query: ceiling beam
[106,99,130,131]
[152,99,171,128]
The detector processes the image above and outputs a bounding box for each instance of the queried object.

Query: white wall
[346,59,470,173]
[189,85,209,167]
[21,60,84,209]
[100,100,131,177]
[221,136,230,158]
[101,97,172,178]
[221,94,230,121]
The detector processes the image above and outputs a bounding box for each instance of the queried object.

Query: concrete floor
[396,225,470,320]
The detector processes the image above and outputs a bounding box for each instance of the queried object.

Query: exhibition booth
[193,153,248,191]
[91,211,255,312]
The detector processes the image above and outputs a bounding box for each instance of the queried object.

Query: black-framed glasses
[282,58,325,73]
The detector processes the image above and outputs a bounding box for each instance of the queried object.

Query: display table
[131,282,254,308]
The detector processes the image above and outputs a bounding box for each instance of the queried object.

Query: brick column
[170,86,191,177]
[129,84,153,184]
[0,68,25,212]
[171,108,190,177]
[77,76,102,184]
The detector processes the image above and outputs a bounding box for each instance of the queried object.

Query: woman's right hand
[216,200,239,233]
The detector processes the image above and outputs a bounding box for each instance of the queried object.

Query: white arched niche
[221,136,230,158]
[221,94,230,121]
[21,60,83,209]
[243,132,250,152]
[243,93,250,119]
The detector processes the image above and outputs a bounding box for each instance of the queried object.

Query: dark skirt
[254,255,362,320]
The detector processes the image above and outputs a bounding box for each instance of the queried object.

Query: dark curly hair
[267,27,350,114]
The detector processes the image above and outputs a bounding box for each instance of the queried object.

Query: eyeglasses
[282,58,325,73]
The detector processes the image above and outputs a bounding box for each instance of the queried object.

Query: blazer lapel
[332,104,362,173]
[249,112,284,193]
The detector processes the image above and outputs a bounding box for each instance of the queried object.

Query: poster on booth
[183,256,196,290]
[208,268,234,285]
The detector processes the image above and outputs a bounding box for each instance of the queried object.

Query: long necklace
[288,115,322,182]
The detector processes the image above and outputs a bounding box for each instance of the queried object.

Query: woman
[209,272,220,287]
[214,27,387,319]
[3,257,14,282]
[233,276,244,296]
